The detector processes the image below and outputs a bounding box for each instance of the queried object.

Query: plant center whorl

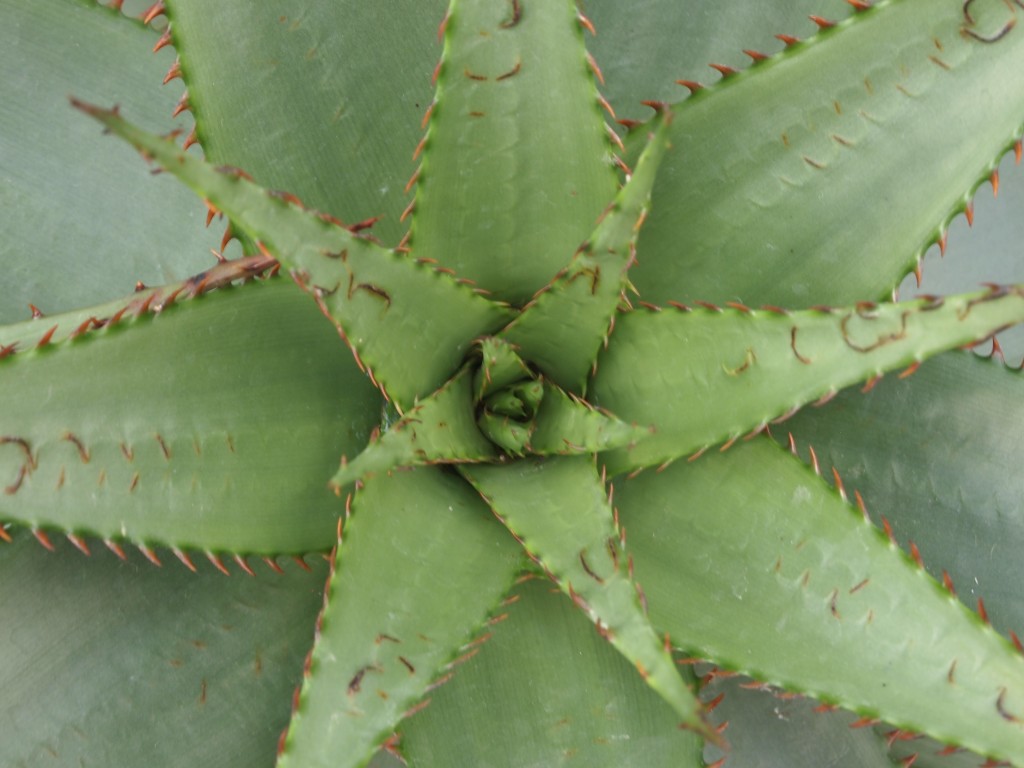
[472,337,543,457]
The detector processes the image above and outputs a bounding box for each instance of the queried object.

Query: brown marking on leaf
[464,68,487,81]
[155,434,171,460]
[790,326,813,364]
[63,433,91,463]
[496,60,522,81]
[579,549,604,584]
[399,656,416,674]
[499,0,522,28]
[849,578,870,594]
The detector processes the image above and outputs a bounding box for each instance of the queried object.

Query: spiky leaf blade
[620,438,1024,764]
[278,467,521,768]
[462,457,714,740]
[592,286,1024,474]
[408,0,618,304]
[500,113,672,391]
[73,101,512,407]
[0,0,218,320]
[401,579,705,767]
[631,0,1024,307]
[0,278,379,554]
[0,531,326,767]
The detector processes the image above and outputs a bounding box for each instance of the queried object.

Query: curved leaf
[462,457,713,740]
[73,101,512,407]
[0,531,326,768]
[0,278,380,555]
[593,286,1024,474]
[0,0,218,322]
[620,438,1024,764]
[162,0,447,248]
[278,467,522,768]
[629,0,1024,308]
[401,579,704,767]
[407,0,618,304]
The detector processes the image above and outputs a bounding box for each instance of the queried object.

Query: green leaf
[629,0,1024,308]
[72,100,512,407]
[162,0,447,249]
[593,286,1024,474]
[0,531,326,768]
[783,352,1024,638]
[620,438,1024,764]
[278,467,522,768]
[500,113,672,391]
[407,0,619,304]
[0,0,218,321]
[401,579,704,767]
[528,383,651,456]
[0,278,380,555]
[462,457,714,741]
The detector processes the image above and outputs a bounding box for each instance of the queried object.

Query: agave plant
[5,0,1024,765]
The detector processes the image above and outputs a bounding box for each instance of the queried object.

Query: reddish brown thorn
[978,597,990,625]
[914,261,923,287]
[33,529,55,551]
[36,325,58,349]
[292,554,312,572]
[103,539,127,560]
[991,169,1000,197]
[898,361,921,379]
[706,759,726,768]
[139,544,162,566]
[849,716,880,728]
[675,79,704,94]
[965,201,975,226]
[709,63,738,77]
[67,533,91,556]
[808,445,821,475]
[162,59,182,85]
[29,304,44,319]
[900,754,918,768]
[744,49,769,62]
[1010,630,1024,655]
[705,692,726,712]
[183,126,198,151]
[233,554,255,576]
[776,34,801,47]
[173,547,197,572]
[140,0,165,24]
[153,28,173,53]
[205,551,230,575]
[262,556,284,575]
[108,0,124,9]
[577,10,597,35]
[881,516,897,545]
[847,0,872,9]
[347,215,382,233]
[809,15,836,28]
[908,541,924,569]
[1016,140,1023,164]
[586,52,605,85]
[938,230,948,256]
[942,570,957,596]
[861,374,882,393]
[831,467,848,502]
[0,342,17,360]
[597,93,616,119]
[787,432,798,456]
[172,92,190,118]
